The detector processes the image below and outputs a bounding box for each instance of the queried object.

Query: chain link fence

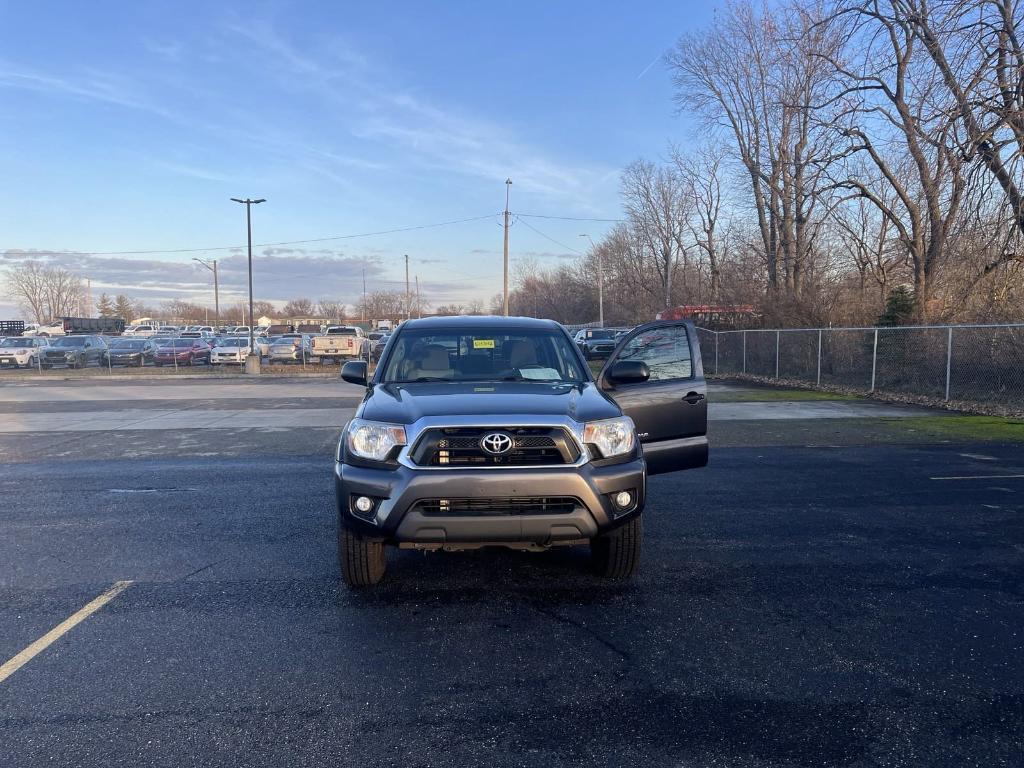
[699,324,1024,410]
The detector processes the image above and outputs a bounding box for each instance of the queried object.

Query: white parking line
[0,580,133,684]
[930,475,1024,481]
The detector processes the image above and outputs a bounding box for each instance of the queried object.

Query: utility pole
[231,197,266,373]
[503,178,512,316]
[361,263,366,322]
[415,275,421,318]
[405,254,411,320]
[85,278,92,316]
[579,234,603,326]
[192,258,219,330]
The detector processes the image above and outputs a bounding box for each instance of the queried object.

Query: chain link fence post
[715,332,719,375]
[816,329,822,387]
[742,330,747,374]
[945,326,953,401]
[870,328,878,392]
[775,330,780,379]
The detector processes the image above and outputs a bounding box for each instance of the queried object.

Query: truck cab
[334,316,707,586]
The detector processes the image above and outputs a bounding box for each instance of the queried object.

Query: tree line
[512,0,1024,327]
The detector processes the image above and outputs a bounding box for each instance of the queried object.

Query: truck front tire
[339,525,387,586]
[591,515,642,579]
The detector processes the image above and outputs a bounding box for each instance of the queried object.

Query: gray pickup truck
[335,315,708,586]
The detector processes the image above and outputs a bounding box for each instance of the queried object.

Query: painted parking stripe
[930,474,1024,481]
[0,580,133,684]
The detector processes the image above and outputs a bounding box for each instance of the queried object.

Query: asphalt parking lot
[1,378,1022,767]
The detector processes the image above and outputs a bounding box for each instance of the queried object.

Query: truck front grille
[413,497,579,516]
[409,427,580,467]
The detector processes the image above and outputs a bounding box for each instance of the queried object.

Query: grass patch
[896,415,1024,442]
[713,389,860,402]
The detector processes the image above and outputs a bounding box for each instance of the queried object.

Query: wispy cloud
[221,20,615,203]
[150,160,230,183]
[0,60,177,119]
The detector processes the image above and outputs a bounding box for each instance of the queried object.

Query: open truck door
[597,320,708,475]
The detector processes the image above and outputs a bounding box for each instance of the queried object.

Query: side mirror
[607,360,650,385]
[341,360,368,387]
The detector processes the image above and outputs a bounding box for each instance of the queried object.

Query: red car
[153,338,212,367]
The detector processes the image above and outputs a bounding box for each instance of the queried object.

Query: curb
[0,371,340,383]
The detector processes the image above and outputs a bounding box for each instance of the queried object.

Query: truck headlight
[346,419,407,462]
[583,416,635,459]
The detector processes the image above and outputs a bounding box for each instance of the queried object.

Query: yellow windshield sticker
[473,339,495,349]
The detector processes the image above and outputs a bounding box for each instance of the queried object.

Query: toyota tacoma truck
[335,315,708,586]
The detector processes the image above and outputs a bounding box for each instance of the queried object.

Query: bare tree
[620,160,691,309]
[356,290,406,321]
[317,300,346,320]
[4,261,84,322]
[281,298,316,316]
[674,144,730,301]
[822,0,968,319]
[670,1,840,304]
[898,0,1024,243]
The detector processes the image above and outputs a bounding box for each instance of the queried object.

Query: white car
[123,324,158,337]
[31,321,66,337]
[210,338,253,365]
[0,337,49,368]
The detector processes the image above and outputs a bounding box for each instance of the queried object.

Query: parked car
[309,325,367,364]
[210,337,253,365]
[574,328,618,360]
[153,338,211,367]
[252,336,275,357]
[268,334,309,363]
[30,320,67,337]
[334,316,708,586]
[103,338,156,367]
[370,333,391,363]
[0,336,49,368]
[41,335,107,368]
[123,324,157,337]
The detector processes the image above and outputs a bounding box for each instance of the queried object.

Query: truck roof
[402,315,563,331]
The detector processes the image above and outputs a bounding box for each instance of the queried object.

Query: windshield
[380,327,586,383]
[52,337,87,347]
[111,340,145,350]
[159,339,194,348]
[0,338,36,348]
[218,338,246,347]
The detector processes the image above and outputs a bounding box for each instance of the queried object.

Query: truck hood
[358,381,620,425]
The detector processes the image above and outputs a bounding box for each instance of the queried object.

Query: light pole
[503,178,512,316]
[192,257,219,330]
[231,197,265,372]
[579,234,603,327]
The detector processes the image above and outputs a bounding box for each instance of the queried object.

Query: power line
[9,214,502,257]
[515,216,584,255]
[515,213,625,223]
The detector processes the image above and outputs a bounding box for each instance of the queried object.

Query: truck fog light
[354,496,374,513]
[614,491,632,508]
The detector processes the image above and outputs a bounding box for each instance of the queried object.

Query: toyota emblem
[480,432,514,455]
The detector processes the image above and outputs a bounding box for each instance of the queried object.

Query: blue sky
[0,1,713,316]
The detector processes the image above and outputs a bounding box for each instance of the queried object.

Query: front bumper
[335,459,646,547]
[0,354,32,367]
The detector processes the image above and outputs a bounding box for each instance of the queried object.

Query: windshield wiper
[397,376,452,382]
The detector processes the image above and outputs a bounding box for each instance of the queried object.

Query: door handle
[683,391,705,405]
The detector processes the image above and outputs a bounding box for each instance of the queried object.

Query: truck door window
[616,327,693,381]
